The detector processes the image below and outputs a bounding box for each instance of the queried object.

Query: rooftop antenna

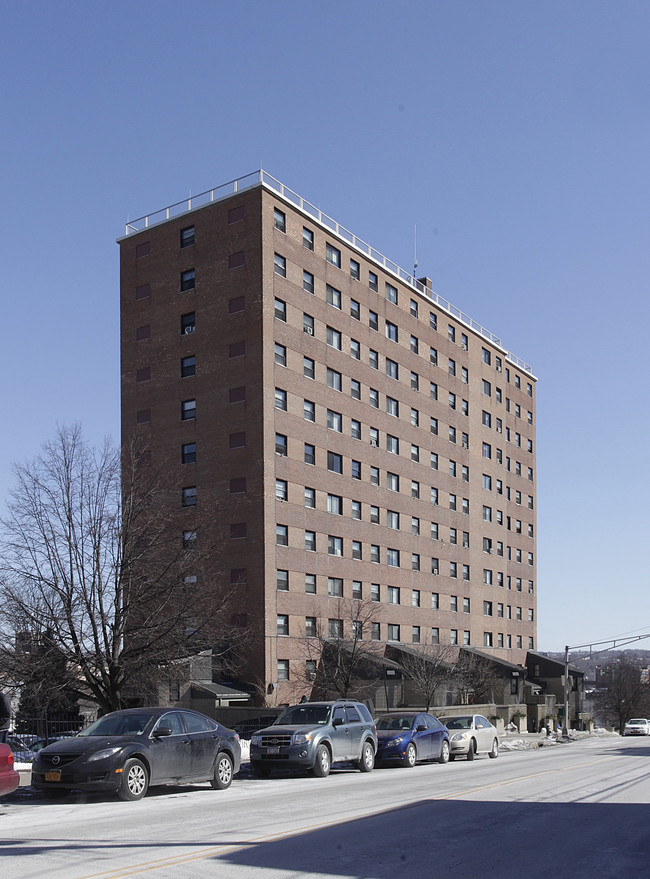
[413,225,418,278]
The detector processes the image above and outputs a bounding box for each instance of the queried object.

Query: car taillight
[7,752,14,767]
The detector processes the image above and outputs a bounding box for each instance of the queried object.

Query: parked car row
[5,703,499,802]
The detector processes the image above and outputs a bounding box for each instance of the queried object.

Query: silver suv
[250,700,377,778]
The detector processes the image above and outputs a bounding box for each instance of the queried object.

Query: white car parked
[440,714,499,760]
[623,718,650,736]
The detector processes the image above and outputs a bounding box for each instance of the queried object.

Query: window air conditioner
[184,326,195,334]
[303,326,314,335]
[370,438,378,447]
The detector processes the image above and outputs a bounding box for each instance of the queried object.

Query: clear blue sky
[2,0,649,652]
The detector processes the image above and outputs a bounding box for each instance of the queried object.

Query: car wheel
[403,743,417,768]
[488,739,499,759]
[118,758,149,801]
[466,740,476,761]
[312,744,331,777]
[210,752,234,789]
[358,741,375,773]
[438,740,450,764]
[252,763,271,779]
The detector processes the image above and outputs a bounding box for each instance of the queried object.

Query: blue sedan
[375,712,450,768]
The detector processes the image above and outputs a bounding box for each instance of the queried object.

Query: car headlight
[88,747,123,762]
[390,736,404,746]
[451,733,469,742]
[293,733,312,745]
[250,735,260,745]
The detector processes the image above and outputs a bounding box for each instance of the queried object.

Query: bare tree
[592,659,650,733]
[397,640,455,711]
[453,649,504,705]
[0,425,241,714]
[298,598,384,700]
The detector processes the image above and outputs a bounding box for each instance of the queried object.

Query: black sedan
[31,707,241,801]
[375,712,450,767]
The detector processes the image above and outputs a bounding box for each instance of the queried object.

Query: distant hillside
[539,650,650,681]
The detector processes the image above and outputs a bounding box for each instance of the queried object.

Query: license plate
[265,747,280,755]
[45,771,61,782]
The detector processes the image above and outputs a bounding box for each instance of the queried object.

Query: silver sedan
[440,714,499,761]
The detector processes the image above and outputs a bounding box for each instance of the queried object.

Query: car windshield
[79,713,155,737]
[444,717,472,730]
[275,705,331,726]
[376,715,415,731]
[628,719,647,724]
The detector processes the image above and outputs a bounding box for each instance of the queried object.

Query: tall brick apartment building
[119,171,537,704]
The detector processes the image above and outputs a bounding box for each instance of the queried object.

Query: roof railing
[123,170,534,375]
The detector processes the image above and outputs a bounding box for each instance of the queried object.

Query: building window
[274,253,286,277]
[387,548,400,567]
[228,296,245,314]
[179,225,195,248]
[327,451,342,473]
[329,619,343,638]
[305,573,316,593]
[180,269,195,292]
[276,524,288,546]
[136,367,151,383]
[352,541,362,560]
[180,355,196,378]
[275,388,287,411]
[135,325,150,342]
[304,357,315,379]
[385,321,398,342]
[229,432,246,449]
[386,397,399,417]
[327,368,342,391]
[387,624,400,642]
[277,569,289,591]
[305,530,316,552]
[327,409,342,432]
[327,326,342,349]
[183,529,197,549]
[304,443,315,465]
[385,282,398,304]
[275,433,287,456]
[326,284,341,309]
[303,270,314,294]
[351,419,361,439]
[386,358,398,379]
[181,399,196,421]
[484,632,493,647]
[304,399,315,422]
[303,226,314,250]
[351,379,361,400]
[351,460,361,480]
[182,486,197,507]
[304,487,316,508]
[327,493,343,515]
[275,479,288,502]
[274,298,287,320]
[274,208,286,232]
[305,617,317,637]
[229,341,246,359]
[135,241,150,258]
[350,259,360,280]
[277,615,289,637]
[367,271,378,292]
[326,243,341,267]
[182,442,196,464]
[328,535,343,556]
[275,343,286,366]
[387,472,399,492]
[136,283,150,300]
[370,466,380,486]
[229,251,245,269]
[350,298,361,320]
[328,577,343,597]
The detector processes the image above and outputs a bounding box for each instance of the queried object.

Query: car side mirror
[153,727,172,737]
[416,724,427,732]
[333,717,344,727]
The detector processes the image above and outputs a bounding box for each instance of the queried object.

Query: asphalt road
[1,735,648,879]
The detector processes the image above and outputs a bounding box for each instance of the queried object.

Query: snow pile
[499,738,542,751]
